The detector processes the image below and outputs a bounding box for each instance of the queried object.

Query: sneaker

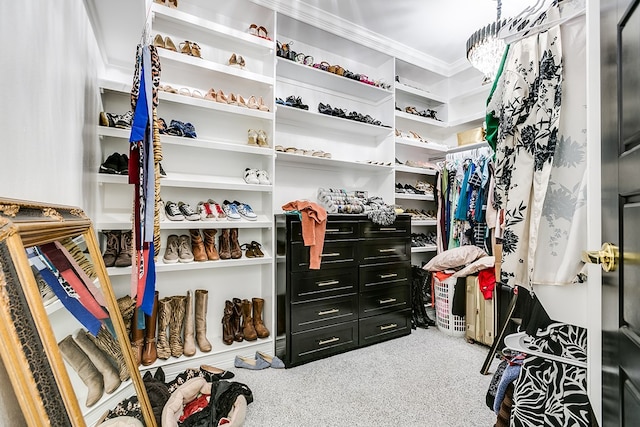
[115,111,133,129]
[233,200,257,221]
[99,111,118,127]
[197,201,217,221]
[158,200,167,221]
[208,199,227,220]
[118,153,129,175]
[99,152,122,174]
[165,201,185,221]
[222,200,242,221]
[256,170,271,185]
[163,235,180,263]
[243,168,260,185]
[178,234,194,263]
[178,201,200,221]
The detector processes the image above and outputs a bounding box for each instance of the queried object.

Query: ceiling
[279,0,538,66]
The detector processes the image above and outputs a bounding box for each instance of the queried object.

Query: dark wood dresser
[276,214,412,367]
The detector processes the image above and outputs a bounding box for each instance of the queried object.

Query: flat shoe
[256,351,285,369]
[200,364,235,380]
[234,355,270,370]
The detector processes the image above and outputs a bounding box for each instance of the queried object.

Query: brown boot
[156,297,172,360]
[203,229,220,260]
[222,300,234,345]
[195,289,212,352]
[183,291,196,356]
[230,228,242,259]
[130,305,145,365]
[102,230,120,267]
[241,299,257,341]
[252,297,270,338]
[58,335,104,407]
[190,229,207,262]
[219,229,231,259]
[141,291,159,366]
[115,230,133,267]
[169,295,187,357]
[232,297,244,342]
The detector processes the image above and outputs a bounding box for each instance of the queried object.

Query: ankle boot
[156,297,172,360]
[73,330,121,394]
[190,229,207,262]
[141,291,159,365]
[232,297,244,342]
[102,230,120,267]
[230,228,242,259]
[219,229,231,260]
[252,297,270,338]
[222,300,234,345]
[87,328,130,381]
[241,299,257,341]
[169,295,187,357]
[195,289,212,352]
[58,335,104,407]
[203,229,220,260]
[115,230,133,267]
[130,305,145,366]
[183,291,196,356]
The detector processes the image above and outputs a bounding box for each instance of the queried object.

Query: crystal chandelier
[466,0,507,83]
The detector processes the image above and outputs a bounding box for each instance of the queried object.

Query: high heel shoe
[153,34,165,49]
[216,90,228,104]
[237,95,248,108]
[228,93,239,106]
[167,0,178,8]
[247,96,259,110]
[257,96,269,112]
[164,36,177,52]
[228,53,245,68]
[204,88,216,101]
[257,130,268,147]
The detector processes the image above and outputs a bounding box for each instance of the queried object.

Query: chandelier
[466,0,507,83]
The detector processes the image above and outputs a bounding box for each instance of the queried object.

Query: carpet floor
[231,327,499,427]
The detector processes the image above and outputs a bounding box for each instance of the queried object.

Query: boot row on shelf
[222,297,269,345]
[164,228,261,263]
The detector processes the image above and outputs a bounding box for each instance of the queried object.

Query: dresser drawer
[359,237,410,264]
[359,261,410,292]
[291,294,358,333]
[360,217,411,238]
[290,240,358,272]
[359,309,411,347]
[290,220,359,242]
[290,269,358,302]
[290,321,359,366]
[359,285,410,318]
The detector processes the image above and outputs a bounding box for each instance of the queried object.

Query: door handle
[379,273,398,279]
[378,248,396,253]
[321,252,341,257]
[380,323,398,331]
[379,298,397,305]
[581,242,619,272]
[316,280,339,287]
[318,308,339,316]
[318,337,340,346]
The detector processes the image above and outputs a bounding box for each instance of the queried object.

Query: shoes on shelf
[228,53,245,68]
[163,234,180,263]
[179,40,202,58]
[256,169,270,185]
[178,201,200,221]
[247,129,258,146]
[243,168,260,185]
[242,241,264,258]
[189,229,207,262]
[197,201,217,221]
[153,34,177,52]
[165,201,185,221]
[233,200,257,221]
[257,130,269,147]
[207,199,227,220]
[163,119,197,138]
[177,234,195,263]
[222,200,242,221]
[99,152,128,175]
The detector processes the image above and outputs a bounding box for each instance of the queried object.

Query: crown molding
[251,0,466,77]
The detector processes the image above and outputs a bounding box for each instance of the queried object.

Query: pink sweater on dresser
[282,201,327,269]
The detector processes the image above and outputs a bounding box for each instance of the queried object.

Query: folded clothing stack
[317,188,397,225]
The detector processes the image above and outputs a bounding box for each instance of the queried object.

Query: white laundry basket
[433,275,466,337]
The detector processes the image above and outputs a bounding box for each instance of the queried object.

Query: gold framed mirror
[0,198,154,426]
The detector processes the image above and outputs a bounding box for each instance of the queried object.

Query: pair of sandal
[276,96,308,110]
[206,90,269,111]
[158,118,197,138]
[248,129,269,147]
[241,241,264,258]
[153,33,202,58]
[228,53,246,68]
[248,24,270,40]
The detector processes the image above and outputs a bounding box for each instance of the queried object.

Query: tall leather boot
[252,297,270,339]
[87,328,130,381]
[183,291,196,357]
[58,335,104,407]
[222,300,234,345]
[169,295,187,357]
[189,229,207,262]
[102,230,120,268]
[195,289,212,352]
[230,228,242,259]
[232,297,244,342]
[141,291,159,366]
[130,305,145,366]
[241,299,257,341]
[156,297,172,360]
[203,229,220,260]
[219,229,231,260]
[73,330,121,394]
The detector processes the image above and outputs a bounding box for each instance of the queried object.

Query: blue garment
[494,363,521,414]
[455,163,473,220]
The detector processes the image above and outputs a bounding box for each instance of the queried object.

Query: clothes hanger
[503,329,587,368]
[503,0,547,34]
[500,0,585,44]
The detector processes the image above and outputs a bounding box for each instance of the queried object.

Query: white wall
[0,1,100,209]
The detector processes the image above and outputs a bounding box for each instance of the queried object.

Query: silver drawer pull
[317,280,339,287]
[378,248,396,253]
[380,323,398,331]
[379,227,397,231]
[379,273,398,279]
[321,252,341,257]
[319,337,340,346]
[325,228,340,233]
[379,298,397,305]
[318,308,339,316]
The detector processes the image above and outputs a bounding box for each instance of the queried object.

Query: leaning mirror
[0,198,154,426]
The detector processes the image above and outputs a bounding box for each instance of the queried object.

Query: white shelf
[446,140,490,154]
[411,245,437,253]
[98,126,274,157]
[395,137,448,154]
[97,172,272,192]
[277,58,392,103]
[106,254,273,276]
[159,91,273,119]
[447,111,486,129]
[44,299,64,315]
[276,105,392,137]
[449,84,491,102]
[411,219,438,226]
[96,213,272,231]
[395,193,435,201]
[395,83,446,105]
[151,3,274,52]
[394,165,437,176]
[276,152,393,172]
[395,110,447,128]
[157,48,273,85]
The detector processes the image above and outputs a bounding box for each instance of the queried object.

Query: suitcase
[465,275,495,345]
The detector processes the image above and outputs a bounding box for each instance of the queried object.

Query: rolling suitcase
[465,275,495,345]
